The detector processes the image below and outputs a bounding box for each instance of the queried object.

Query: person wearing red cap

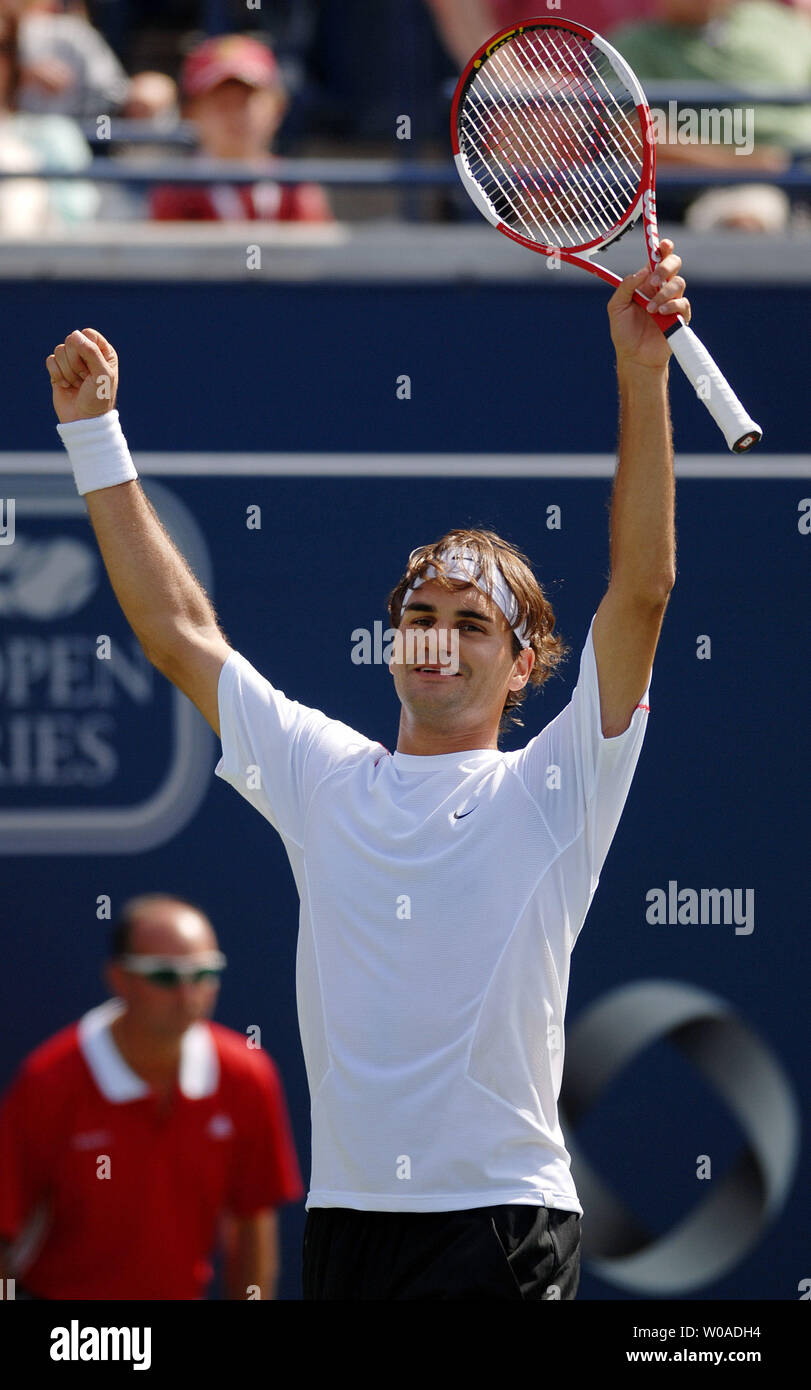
[149,34,332,223]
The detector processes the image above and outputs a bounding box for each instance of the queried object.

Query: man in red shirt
[0,893,304,1299]
[149,34,332,223]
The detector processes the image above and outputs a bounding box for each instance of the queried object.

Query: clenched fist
[607,238,691,373]
[46,328,119,425]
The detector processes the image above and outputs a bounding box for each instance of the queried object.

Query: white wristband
[56,409,138,496]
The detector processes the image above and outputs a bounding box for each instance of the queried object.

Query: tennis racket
[450,17,762,453]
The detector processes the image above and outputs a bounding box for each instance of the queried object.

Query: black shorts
[302,1203,581,1301]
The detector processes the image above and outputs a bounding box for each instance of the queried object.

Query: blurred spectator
[126,67,177,121]
[425,0,810,69]
[150,34,332,222]
[99,67,179,219]
[0,5,99,229]
[424,0,658,68]
[610,0,811,228]
[5,0,176,122]
[0,894,304,1299]
[4,0,131,117]
[685,180,791,226]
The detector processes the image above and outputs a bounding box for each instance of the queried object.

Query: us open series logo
[0,477,212,854]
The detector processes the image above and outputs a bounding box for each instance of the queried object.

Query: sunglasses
[117,951,227,988]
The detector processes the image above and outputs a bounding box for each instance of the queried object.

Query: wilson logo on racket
[481,26,524,62]
[642,190,659,256]
[450,17,762,453]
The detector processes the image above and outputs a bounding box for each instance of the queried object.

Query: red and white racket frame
[451,17,762,452]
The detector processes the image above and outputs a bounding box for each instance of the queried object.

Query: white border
[2,453,808,478]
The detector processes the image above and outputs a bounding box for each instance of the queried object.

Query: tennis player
[45,243,689,1300]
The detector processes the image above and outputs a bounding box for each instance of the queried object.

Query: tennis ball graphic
[0,536,98,618]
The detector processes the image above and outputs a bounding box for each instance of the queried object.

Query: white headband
[401,547,531,648]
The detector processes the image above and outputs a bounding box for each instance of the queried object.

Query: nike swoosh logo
[453,807,478,819]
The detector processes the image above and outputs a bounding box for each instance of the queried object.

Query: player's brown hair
[387,527,569,736]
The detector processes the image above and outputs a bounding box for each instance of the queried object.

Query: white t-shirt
[215,613,651,1213]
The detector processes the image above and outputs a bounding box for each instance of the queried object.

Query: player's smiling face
[389,578,533,751]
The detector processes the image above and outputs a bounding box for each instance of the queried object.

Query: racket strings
[512,31,644,238]
[546,29,643,169]
[527,31,641,207]
[495,41,632,237]
[466,69,599,247]
[462,67,626,249]
[461,45,594,244]
[459,27,644,249]
[512,29,643,202]
[478,52,619,239]
[475,30,640,240]
[464,69,623,247]
[464,68,615,249]
[541,30,644,203]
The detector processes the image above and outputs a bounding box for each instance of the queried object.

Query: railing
[0,82,808,217]
[0,157,808,194]
[69,90,811,150]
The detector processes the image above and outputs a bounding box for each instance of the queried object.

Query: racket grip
[664,322,762,453]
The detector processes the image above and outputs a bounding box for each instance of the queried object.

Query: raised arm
[46,328,230,736]
[591,241,688,738]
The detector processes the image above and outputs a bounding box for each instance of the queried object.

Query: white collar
[77,998,219,1102]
